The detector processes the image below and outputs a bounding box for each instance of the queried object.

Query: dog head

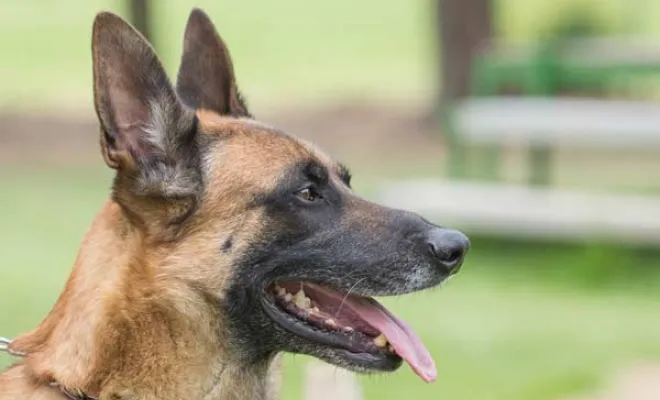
[91,9,469,383]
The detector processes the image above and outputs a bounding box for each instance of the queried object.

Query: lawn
[4,0,660,112]
[1,168,659,400]
[0,0,436,111]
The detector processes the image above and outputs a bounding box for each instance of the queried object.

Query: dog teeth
[283,292,293,302]
[373,333,387,347]
[294,289,311,309]
[276,286,286,297]
[324,318,337,328]
[343,326,354,333]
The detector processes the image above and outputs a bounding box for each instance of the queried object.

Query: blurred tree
[128,0,153,44]
[436,0,493,111]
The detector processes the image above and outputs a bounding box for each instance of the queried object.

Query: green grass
[5,0,660,112]
[0,0,436,111]
[1,168,660,400]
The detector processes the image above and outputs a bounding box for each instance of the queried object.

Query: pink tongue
[347,296,437,383]
[301,283,437,382]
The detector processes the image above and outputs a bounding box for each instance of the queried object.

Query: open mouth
[261,281,436,383]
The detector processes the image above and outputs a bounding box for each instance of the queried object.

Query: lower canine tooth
[324,318,337,327]
[277,287,286,296]
[284,293,293,302]
[373,334,387,347]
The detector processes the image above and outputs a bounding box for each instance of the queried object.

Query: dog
[0,8,469,400]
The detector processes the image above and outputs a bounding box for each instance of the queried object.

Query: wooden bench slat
[378,180,660,245]
[454,97,660,148]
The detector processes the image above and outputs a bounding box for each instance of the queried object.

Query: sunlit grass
[4,0,660,112]
[0,0,435,111]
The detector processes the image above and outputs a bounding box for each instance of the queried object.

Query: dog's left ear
[176,8,250,117]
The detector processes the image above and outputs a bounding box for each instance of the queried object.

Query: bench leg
[529,147,552,186]
[447,139,467,179]
[443,107,468,179]
[481,145,501,181]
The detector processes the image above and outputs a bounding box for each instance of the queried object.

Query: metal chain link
[0,337,11,353]
[0,336,26,357]
[1,336,94,399]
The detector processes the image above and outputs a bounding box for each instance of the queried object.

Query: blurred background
[1,1,660,399]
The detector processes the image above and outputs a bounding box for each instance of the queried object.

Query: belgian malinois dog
[0,8,469,400]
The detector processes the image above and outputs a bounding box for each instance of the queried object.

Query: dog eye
[296,187,322,202]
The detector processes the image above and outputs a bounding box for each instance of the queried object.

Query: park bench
[380,37,660,244]
[450,96,660,183]
[447,37,660,185]
[454,97,660,148]
[377,179,660,245]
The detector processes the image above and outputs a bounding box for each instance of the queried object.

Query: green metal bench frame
[445,37,660,185]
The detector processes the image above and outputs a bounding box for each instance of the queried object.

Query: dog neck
[7,200,276,400]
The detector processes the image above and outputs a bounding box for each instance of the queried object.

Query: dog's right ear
[92,12,196,171]
[92,12,200,200]
[176,8,250,117]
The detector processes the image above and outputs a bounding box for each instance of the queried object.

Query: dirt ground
[3,102,659,194]
[0,103,445,172]
[563,364,660,400]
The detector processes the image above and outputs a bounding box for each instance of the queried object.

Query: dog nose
[427,228,470,274]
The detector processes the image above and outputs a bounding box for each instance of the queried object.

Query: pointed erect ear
[92,11,197,176]
[176,8,250,117]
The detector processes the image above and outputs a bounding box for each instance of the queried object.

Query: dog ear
[92,12,200,199]
[176,8,250,117]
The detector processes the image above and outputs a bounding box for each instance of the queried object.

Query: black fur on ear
[176,8,250,117]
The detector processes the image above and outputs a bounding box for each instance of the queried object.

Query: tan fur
[0,108,334,399]
[0,8,392,399]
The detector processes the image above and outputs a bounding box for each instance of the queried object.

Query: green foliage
[497,0,659,43]
[540,3,619,40]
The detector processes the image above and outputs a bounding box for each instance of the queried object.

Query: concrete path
[563,364,660,400]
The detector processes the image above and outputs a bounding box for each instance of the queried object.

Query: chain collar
[1,337,97,400]
[0,336,25,357]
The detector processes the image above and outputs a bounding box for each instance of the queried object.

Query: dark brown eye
[297,187,322,202]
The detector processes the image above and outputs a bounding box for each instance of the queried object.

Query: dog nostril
[426,228,470,274]
[434,245,465,265]
[445,249,463,264]
[428,243,463,264]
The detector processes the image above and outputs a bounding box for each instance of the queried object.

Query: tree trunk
[127,0,153,44]
[436,0,493,110]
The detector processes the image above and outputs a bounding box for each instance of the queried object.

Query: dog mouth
[261,281,436,382]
